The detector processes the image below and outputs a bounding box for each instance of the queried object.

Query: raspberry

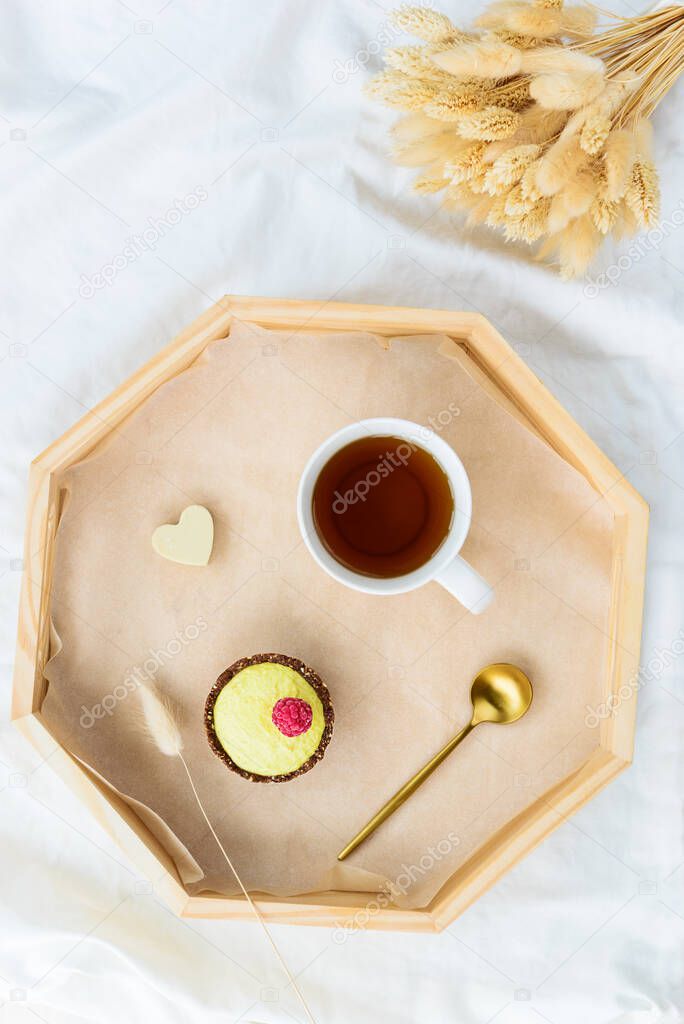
[272,697,312,737]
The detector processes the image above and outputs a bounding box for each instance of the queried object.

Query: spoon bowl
[470,663,533,726]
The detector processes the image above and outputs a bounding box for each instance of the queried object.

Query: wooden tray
[11,296,648,930]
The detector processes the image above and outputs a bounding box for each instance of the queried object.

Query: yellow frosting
[213,662,325,776]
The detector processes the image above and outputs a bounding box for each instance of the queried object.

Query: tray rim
[12,295,649,930]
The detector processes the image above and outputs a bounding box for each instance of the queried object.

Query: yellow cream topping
[213,662,325,776]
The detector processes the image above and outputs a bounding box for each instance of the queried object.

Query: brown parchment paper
[42,322,617,908]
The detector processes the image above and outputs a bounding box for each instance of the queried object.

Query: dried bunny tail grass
[635,118,654,159]
[423,83,487,120]
[369,2,684,278]
[482,139,516,163]
[506,180,538,214]
[535,134,587,194]
[468,164,492,194]
[490,78,531,111]
[559,5,597,37]
[498,3,594,40]
[520,161,543,201]
[465,193,501,226]
[390,111,450,142]
[603,73,638,110]
[577,79,634,154]
[546,167,596,231]
[392,133,468,165]
[445,179,484,209]
[493,30,556,48]
[590,195,620,234]
[473,1,513,32]
[468,198,501,226]
[366,69,441,104]
[513,104,567,143]
[497,6,561,37]
[558,105,587,140]
[557,213,602,277]
[520,199,553,242]
[445,141,489,182]
[422,97,468,122]
[483,143,541,192]
[391,5,461,43]
[413,171,450,193]
[580,110,611,154]
[603,128,636,200]
[432,37,522,78]
[534,230,564,265]
[624,159,660,229]
[504,197,552,242]
[520,47,602,75]
[138,684,183,756]
[137,684,317,1023]
[530,67,605,109]
[383,44,458,82]
[477,2,564,38]
[456,106,521,140]
[365,71,441,110]
[485,191,514,227]
[613,199,640,241]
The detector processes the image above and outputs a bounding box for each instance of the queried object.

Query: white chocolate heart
[151,505,214,566]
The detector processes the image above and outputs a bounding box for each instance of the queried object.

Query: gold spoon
[337,663,533,861]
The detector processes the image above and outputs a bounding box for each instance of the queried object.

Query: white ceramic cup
[296,417,494,613]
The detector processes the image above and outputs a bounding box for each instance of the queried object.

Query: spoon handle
[337,720,475,861]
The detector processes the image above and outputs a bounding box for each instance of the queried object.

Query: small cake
[205,654,334,782]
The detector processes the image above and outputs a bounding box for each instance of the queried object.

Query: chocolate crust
[204,653,334,783]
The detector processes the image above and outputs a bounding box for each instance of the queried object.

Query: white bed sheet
[1,1,683,1022]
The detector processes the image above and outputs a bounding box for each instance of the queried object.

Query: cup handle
[435,554,494,613]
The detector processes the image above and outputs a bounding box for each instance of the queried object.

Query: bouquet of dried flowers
[366,2,684,277]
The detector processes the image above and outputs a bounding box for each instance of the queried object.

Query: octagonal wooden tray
[12,296,648,930]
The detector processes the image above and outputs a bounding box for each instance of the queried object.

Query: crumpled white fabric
[0,0,683,1021]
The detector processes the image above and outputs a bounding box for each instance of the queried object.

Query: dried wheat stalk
[366,2,684,277]
[137,685,317,1024]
